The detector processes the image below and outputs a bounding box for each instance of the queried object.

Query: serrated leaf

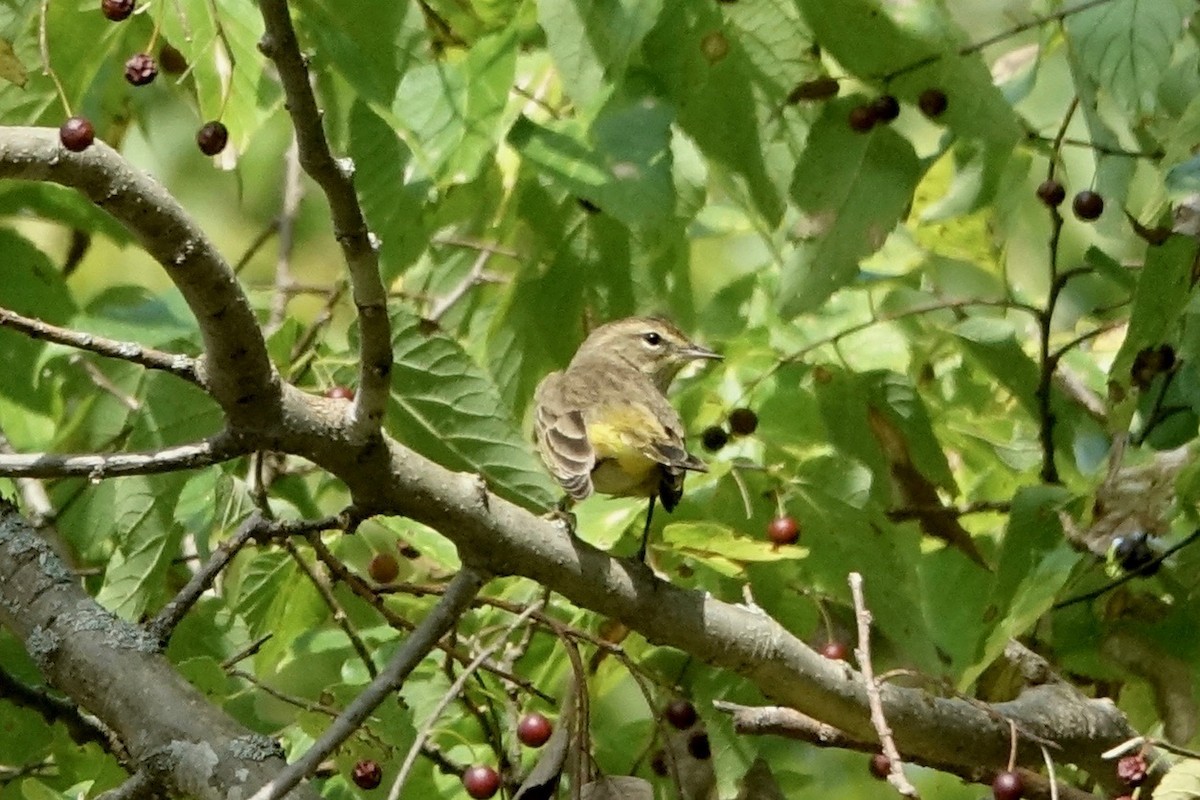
[95,475,186,620]
[1066,0,1190,114]
[663,521,808,577]
[298,0,423,105]
[509,90,675,228]
[781,100,920,316]
[539,0,664,109]
[393,26,517,184]
[235,550,294,638]
[387,309,558,512]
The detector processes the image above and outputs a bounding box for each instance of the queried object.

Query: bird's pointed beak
[679,343,722,361]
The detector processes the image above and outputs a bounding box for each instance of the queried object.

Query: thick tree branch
[0,305,201,385]
[0,433,248,478]
[256,0,392,439]
[0,501,320,800]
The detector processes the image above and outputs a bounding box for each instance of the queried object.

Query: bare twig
[849,572,919,798]
[247,566,488,800]
[284,537,377,678]
[0,433,247,479]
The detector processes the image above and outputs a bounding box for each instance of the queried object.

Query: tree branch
[255,0,392,439]
[0,433,248,479]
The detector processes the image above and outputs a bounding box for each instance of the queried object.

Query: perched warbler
[533,316,721,560]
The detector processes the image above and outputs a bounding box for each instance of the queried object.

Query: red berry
[664,699,698,730]
[819,640,849,661]
[517,712,552,748]
[59,116,95,152]
[462,765,500,799]
[1036,179,1066,208]
[1072,190,1104,221]
[124,53,158,86]
[727,408,758,436]
[1116,754,1147,787]
[917,88,948,118]
[869,753,891,779]
[325,385,354,401]
[196,121,229,156]
[101,0,134,21]
[351,759,382,790]
[848,104,876,133]
[992,770,1024,800]
[368,553,399,584]
[767,516,799,545]
[870,94,900,122]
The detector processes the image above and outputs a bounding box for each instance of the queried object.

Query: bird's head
[572,316,721,392]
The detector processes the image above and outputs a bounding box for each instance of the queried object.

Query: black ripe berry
[701,425,728,452]
[159,43,188,74]
[664,699,698,730]
[650,750,669,776]
[787,76,839,104]
[848,104,876,133]
[462,765,501,799]
[687,732,711,760]
[917,88,948,118]
[870,94,900,123]
[728,408,758,436]
[351,759,382,790]
[869,753,891,779]
[1072,190,1104,221]
[124,53,158,86]
[196,121,229,156]
[1036,179,1066,208]
[992,770,1024,800]
[101,0,134,21]
[59,116,95,152]
[767,515,799,546]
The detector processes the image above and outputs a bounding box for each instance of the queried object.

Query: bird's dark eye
[642,332,663,346]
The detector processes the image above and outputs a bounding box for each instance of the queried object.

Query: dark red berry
[917,88,948,118]
[124,53,158,86]
[325,385,354,401]
[1072,190,1104,221]
[686,732,711,760]
[870,94,900,122]
[728,408,758,436]
[767,516,799,545]
[848,104,876,133]
[1036,179,1066,208]
[787,76,839,104]
[59,116,95,152]
[820,640,849,661]
[351,759,382,790]
[159,43,187,74]
[664,699,698,730]
[701,426,728,452]
[517,712,552,748]
[992,770,1024,800]
[101,0,134,21]
[1116,754,1147,787]
[869,753,891,779]
[196,121,229,156]
[462,765,501,799]
[368,553,399,584]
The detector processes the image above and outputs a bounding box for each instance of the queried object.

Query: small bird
[533,316,721,560]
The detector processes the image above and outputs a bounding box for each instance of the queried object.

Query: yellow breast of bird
[586,406,663,498]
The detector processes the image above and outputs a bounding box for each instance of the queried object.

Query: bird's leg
[544,495,577,535]
[635,496,657,562]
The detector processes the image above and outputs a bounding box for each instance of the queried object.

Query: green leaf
[392,26,518,184]
[234,550,294,639]
[0,38,27,87]
[538,0,664,109]
[952,317,1040,416]
[508,88,675,228]
[387,308,558,512]
[298,0,424,105]
[663,521,808,577]
[1158,758,1200,800]
[781,99,921,316]
[95,475,186,620]
[960,486,1078,688]
[1065,0,1190,114]
[348,101,429,281]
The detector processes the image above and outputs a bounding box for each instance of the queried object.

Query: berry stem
[1006,718,1018,772]
[38,0,72,116]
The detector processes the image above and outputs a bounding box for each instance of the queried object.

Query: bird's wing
[627,401,706,513]
[533,371,595,501]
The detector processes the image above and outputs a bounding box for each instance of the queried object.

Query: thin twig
[247,566,488,800]
[286,536,378,678]
[388,600,543,800]
[0,432,247,479]
[37,0,70,114]
[1042,746,1059,800]
[1054,529,1200,609]
[849,572,919,798]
